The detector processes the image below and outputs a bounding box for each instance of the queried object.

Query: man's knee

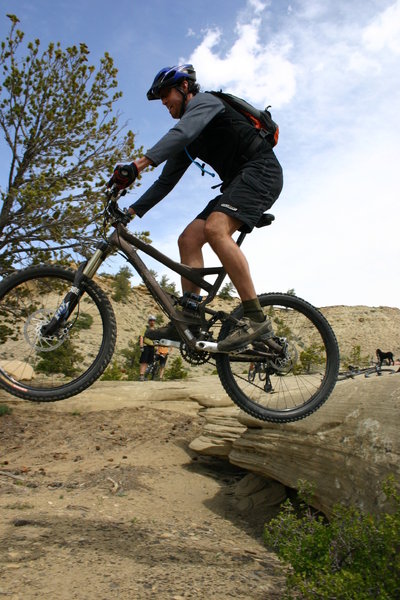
[178,220,206,251]
[178,229,193,252]
[204,220,219,244]
[204,214,236,245]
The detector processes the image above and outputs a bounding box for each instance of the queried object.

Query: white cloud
[186,18,296,106]
[363,0,400,53]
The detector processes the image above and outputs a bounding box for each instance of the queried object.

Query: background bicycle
[337,363,396,381]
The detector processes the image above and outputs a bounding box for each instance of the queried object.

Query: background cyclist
[138,315,156,381]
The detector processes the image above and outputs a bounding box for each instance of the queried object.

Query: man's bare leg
[203,211,257,301]
[178,218,207,294]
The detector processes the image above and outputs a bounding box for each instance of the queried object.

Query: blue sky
[1,0,399,308]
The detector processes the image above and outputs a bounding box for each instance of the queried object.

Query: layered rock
[190,376,400,517]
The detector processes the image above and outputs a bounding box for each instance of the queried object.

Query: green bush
[111,267,133,302]
[36,339,83,376]
[163,356,188,380]
[119,339,142,380]
[100,359,124,381]
[74,312,93,330]
[341,344,370,369]
[0,404,12,416]
[264,478,400,599]
[218,282,236,300]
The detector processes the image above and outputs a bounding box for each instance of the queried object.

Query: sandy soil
[0,379,285,600]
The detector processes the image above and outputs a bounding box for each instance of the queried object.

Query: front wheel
[216,293,339,423]
[0,265,117,401]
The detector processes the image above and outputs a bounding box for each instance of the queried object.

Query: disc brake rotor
[24,308,69,352]
[268,338,298,374]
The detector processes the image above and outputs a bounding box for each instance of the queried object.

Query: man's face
[160,86,184,119]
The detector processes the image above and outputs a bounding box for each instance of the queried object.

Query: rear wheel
[0,265,117,401]
[216,293,339,423]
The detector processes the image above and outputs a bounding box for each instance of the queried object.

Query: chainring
[180,342,211,366]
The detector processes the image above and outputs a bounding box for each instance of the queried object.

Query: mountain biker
[138,315,157,381]
[108,64,283,351]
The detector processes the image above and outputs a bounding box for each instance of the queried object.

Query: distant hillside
[100,278,400,366]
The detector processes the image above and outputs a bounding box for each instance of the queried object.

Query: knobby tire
[0,265,117,401]
[216,293,339,423]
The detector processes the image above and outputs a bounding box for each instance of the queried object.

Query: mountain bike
[0,187,340,423]
[144,354,161,381]
[337,363,396,381]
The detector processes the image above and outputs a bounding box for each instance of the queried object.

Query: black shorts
[140,346,155,364]
[156,354,168,367]
[195,152,283,233]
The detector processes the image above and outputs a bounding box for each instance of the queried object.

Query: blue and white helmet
[147,64,196,100]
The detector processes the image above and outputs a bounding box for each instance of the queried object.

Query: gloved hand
[120,208,134,226]
[107,162,138,190]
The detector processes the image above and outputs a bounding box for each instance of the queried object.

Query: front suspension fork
[40,243,110,337]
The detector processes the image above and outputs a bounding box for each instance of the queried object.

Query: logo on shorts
[220,203,238,212]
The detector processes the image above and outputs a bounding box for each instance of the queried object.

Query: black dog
[376,349,395,366]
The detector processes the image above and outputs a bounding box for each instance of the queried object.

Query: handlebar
[104,186,132,226]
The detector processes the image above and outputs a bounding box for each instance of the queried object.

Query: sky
[0,0,399,309]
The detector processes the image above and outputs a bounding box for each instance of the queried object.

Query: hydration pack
[208,90,279,147]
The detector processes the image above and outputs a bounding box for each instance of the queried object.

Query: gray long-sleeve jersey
[130,93,225,217]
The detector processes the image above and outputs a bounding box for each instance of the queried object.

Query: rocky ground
[0,379,285,600]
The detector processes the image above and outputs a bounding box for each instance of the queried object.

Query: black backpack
[208,90,279,147]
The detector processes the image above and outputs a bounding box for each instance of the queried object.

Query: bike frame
[78,223,248,349]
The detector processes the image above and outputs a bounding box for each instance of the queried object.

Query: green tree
[298,342,325,373]
[218,281,236,300]
[36,338,83,376]
[111,266,132,302]
[342,344,370,368]
[164,356,188,380]
[120,338,142,380]
[101,359,124,381]
[0,14,141,276]
[159,274,177,295]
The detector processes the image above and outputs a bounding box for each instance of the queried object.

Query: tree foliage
[218,281,236,300]
[0,14,141,276]
[111,266,132,302]
[159,274,177,295]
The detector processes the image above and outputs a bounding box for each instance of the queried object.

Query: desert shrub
[264,478,400,599]
[111,267,133,302]
[341,344,370,369]
[120,339,142,380]
[163,356,188,380]
[218,282,236,300]
[0,404,12,416]
[36,339,83,376]
[74,312,93,330]
[159,274,177,295]
[100,359,124,381]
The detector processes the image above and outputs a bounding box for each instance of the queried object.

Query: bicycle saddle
[255,213,275,228]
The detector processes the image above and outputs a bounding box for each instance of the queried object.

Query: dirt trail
[0,380,284,599]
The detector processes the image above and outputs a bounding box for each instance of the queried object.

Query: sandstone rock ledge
[190,376,400,517]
